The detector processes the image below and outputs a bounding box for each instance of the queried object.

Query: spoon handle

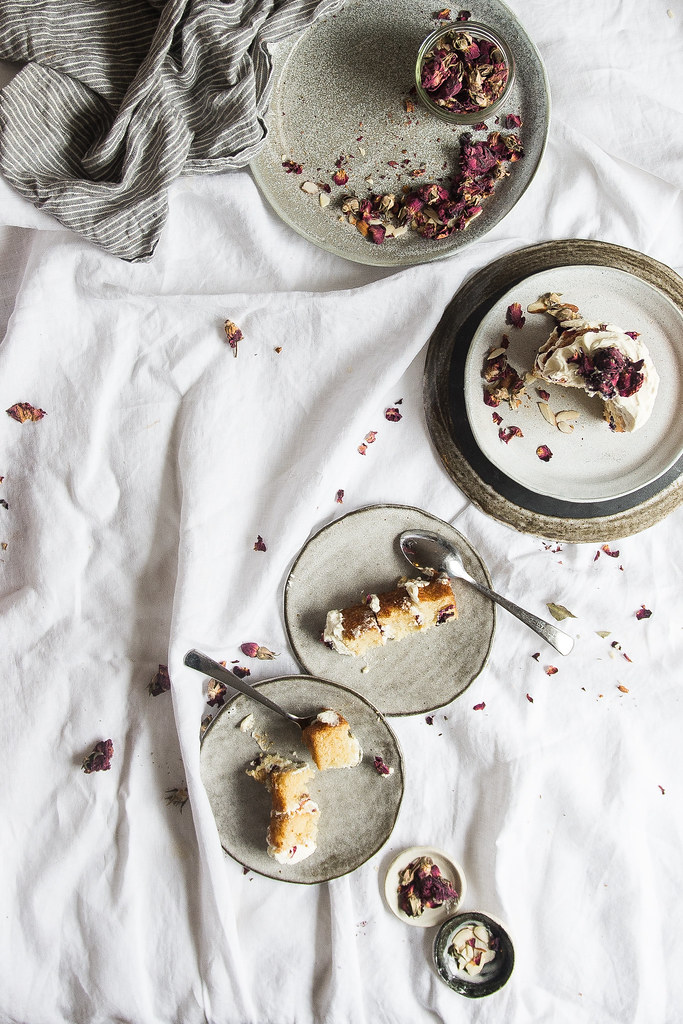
[464,582,574,656]
[184,649,300,724]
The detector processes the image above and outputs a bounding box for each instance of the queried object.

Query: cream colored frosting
[534,320,659,432]
[323,608,352,655]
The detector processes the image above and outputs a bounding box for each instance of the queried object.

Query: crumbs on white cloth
[0,0,344,261]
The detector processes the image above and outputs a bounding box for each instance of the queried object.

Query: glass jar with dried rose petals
[415,22,514,125]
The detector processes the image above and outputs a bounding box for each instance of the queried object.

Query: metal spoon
[184,649,319,729]
[399,530,574,656]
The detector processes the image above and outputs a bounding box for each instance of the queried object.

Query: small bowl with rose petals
[384,846,466,928]
[433,910,515,997]
[415,21,515,125]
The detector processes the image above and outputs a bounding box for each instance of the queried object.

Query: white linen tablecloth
[1,2,682,1022]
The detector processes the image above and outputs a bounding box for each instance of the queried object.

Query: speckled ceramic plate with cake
[464,265,683,502]
[250,0,549,266]
[284,505,495,716]
[200,675,404,883]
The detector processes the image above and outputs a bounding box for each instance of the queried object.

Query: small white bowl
[384,846,466,928]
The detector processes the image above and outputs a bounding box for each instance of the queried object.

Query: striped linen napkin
[0,0,343,261]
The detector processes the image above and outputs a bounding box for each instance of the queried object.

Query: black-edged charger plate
[423,238,683,542]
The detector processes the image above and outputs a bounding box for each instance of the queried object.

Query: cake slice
[323,575,457,657]
[302,710,363,770]
[247,753,319,863]
[528,293,660,433]
[266,801,319,864]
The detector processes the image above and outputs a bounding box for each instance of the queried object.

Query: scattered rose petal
[207,678,227,707]
[333,169,349,186]
[537,388,551,402]
[456,9,471,20]
[241,643,278,660]
[425,715,434,725]
[0,499,8,510]
[546,602,576,621]
[385,407,402,422]
[601,544,619,558]
[253,535,267,551]
[433,7,451,19]
[531,652,540,660]
[473,702,486,711]
[659,785,666,795]
[148,663,171,696]
[224,319,243,357]
[492,411,503,425]
[165,786,189,811]
[545,666,558,676]
[357,443,368,455]
[364,430,378,443]
[498,425,523,443]
[373,755,394,776]
[6,402,46,422]
[232,665,251,679]
[526,693,534,702]
[282,159,303,174]
[506,302,525,328]
[505,114,523,129]
[635,605,652,620]
[536,444,553,462]
[274,346,282,353]
[82,739,114,774]
[335,488,344,503]
[617,684,629,693]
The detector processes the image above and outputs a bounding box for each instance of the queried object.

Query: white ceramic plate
[200,675,404,883]
[464,265,683,502]
[384,846,466,928]
[284,505,495,717]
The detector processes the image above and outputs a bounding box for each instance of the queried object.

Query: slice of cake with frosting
[323,575,457,657]
[301,710,363,770]
[247,753,319,864]
[528,292,659,432]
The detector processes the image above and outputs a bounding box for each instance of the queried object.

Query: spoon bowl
[399,529,574,656]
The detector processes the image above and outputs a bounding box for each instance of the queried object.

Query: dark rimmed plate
[200,675,404,883]
[250,0,549,266]
[423,239,683,541]
[433,911,515,997]
[284,504,495,716]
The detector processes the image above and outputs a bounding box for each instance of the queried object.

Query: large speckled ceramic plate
[424,239,683,542]
[464,266,683,502]
[200,676,404,883]
[250,0,549,266]
[284,504,495,716]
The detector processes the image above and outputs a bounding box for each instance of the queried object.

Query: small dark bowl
[433,910,514,997]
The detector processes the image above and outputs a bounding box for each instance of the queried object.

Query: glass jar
[415,21,515,125]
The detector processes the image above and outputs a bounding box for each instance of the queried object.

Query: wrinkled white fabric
[0,2,682,1022]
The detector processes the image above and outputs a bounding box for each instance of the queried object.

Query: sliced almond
[487,346,507,360]
[300,181,319,194]
[319,192,330,208]
[473,925,491,943]
[555,409,580,423]
[557,420,575,433]
[538,401,556,427]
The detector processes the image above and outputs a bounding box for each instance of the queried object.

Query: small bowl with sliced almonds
[433,910,514,997]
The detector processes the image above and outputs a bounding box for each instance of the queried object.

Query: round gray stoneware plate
[464,265,683,503]
[250,0,549,267]
[200,675,404,883]
[284,504,495,716]
[433,911,515,997]
[423,239,683,541]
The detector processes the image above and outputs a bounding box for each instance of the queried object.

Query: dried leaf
[546,602,576,621]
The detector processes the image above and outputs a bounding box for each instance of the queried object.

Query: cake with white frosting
[301,710,363,770]
[246,753,319,864]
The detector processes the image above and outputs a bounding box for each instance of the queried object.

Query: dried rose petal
[498,425,523,443]
[6,402,46,422]
[335,488,344,503]
[456,9,471,19]
[504,114,523,129]
[425,715,434,725]
[333,169,349,186]
[207,678,227,707]
[364,430,378,444]
[0,499,8,510]
[357,443,368,456]
[659,785,665,795]
[601,544,619,558]
[241,643,278,660]
[385,407,402,422]
[82,739,114,774]
[148,663,171,696]
[373,755,393,775]
[253,535,267,552]
[165,786,189,811]
[232,665,251,679]
[224,319,243,357]
[635,605,652,620]
[282,159,303,174]
[537,388,551,402]
[526,693,534,702]
[545,666,558,676]
[505,302,525,328]
[433,7,451,18]
[492,411,503,425]
[536,445,553,462]
[473,701,486,710]
[617,684,629,693]
[531,652,540,660]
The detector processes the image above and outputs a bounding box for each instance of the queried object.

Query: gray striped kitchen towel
[0,0,343,260]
